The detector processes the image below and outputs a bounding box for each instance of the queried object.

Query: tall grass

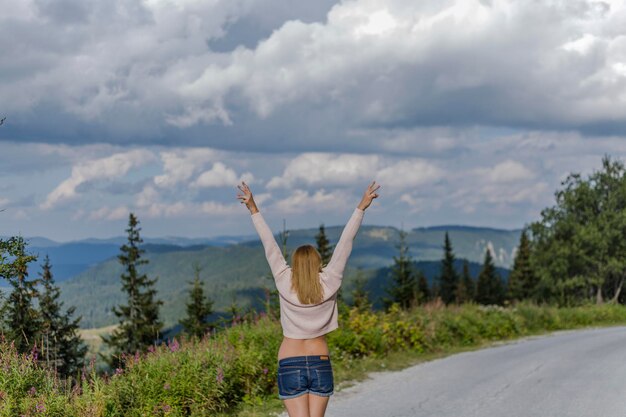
[1,303,625,416]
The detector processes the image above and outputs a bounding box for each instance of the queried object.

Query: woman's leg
[283,395,310,417]
[307,394,330,417]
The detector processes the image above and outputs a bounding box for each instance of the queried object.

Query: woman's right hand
[357,181,381,211]
[237,181,259,214]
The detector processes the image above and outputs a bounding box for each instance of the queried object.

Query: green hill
[59,224,520,328]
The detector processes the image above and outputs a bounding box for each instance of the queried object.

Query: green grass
[2,303,626,416]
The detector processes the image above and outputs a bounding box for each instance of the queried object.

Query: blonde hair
[291,245,324,304]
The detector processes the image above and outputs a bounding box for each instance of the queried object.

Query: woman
[236,181,380,417]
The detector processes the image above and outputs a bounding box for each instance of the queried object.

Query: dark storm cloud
[34,0,92,24]
[209,0,339,52]
[1,0,626,154]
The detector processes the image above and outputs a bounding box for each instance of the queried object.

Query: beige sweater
[251,208,364,339]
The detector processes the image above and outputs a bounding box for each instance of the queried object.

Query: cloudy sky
[2,0,626,241]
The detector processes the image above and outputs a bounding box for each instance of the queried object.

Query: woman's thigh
[308,393,330,417]
[283,395,310,417]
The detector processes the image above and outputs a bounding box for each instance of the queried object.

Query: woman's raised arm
[324,181,380,277]
[237,181,289,279]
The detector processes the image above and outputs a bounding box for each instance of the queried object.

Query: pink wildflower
[169,338,180,353]
[216,368,224,384]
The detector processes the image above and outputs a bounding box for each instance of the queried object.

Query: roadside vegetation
[0,303,624,416]
[1,156,626,415]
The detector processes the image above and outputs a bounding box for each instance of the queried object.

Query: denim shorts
[277,355,334,400]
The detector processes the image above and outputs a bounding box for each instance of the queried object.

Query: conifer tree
[350,269,371,312]
[227,297,243,323]
[317,222,346,305]
[39,255,87,378]
[507,230,538,302]
[103,213,163,367]
[455,260,476,303]
[315,224,333,266]
[0,237,40,353]
[476,249,505,305]
[438,232,459,304]
[180,265,214,338]
[417,271,430,304]
[386,229,417,309]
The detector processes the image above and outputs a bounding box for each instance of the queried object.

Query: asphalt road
[321,326,626,417]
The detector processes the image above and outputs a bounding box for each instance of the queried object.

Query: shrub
[0,304,625,415]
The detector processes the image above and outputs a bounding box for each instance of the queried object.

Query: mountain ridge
[52,224,520,328]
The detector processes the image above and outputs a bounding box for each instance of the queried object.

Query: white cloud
[376,159,444,189]
[267,153,378,188]
[135,182,237,218]
[399,193,442,214]
[199,201,238,215]
[173,0,626,133]
[154,148,219,188]
[89,206,129,221]
[267,152,443,191]
[138,200,236,218]
[41,149,154,210]
[136,184,161,208]
[192,162,254,188]
[165,104,233,128]
[562,33,600,55]
[273,189,346,213]
[479,182,550,205]
[478,160,536,184]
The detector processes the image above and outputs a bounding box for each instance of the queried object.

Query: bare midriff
[278,335,329,360]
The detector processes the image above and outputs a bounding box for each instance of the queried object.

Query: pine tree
[417,271,430,304]
[180,265,214,338]
[317,222,346,306]
[386,229,417,309]
[476,249,505,305]
[438,232,459,304]
[507,230,538,302]
[228,297,242,324]
[455,260,475,304]
[350,269,371,312]
[315,224,333,266]
[39,255,87,379]
[103,213,163,367]
[0,237,40,353]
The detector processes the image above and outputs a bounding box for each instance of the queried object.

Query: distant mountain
[0,236,60,247]
[76,235,257,247]
[29,243,120,282]
[18,235,256,283]
[56,224,519,328]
